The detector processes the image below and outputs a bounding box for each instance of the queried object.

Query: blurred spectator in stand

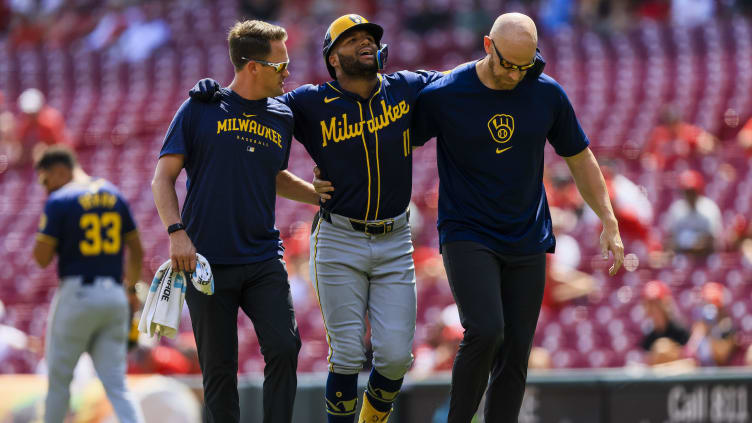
[665,170,723,257]
[0,1,10,32]
[111,2,170,63]
[544,163,584,213]
[412,304,463,377]
[737,116,752,157]
[541,207,594,313]
[539,0,576,33]
[742,233,752,266]
[413,246,453,316]
[600,162,659,252]
[639,280,690,365]
[7,0,45,50]
[128,332,200,375]
[408,200,425,241]
[7,0,86,50]
[643,105,716,171]
[175,331,202,375]
[454,0,494,38]
[635,0,671,22]
[282,220,317,312]
[45,0,100,48]
[0,299,40,372]
[671,0,715,26]
[404,0,452,35]
[726,212,752,255]
[528,346,552,369]
[128,344,192,375]
[685,282,738,366]
[240,0,281,21]
[579,0,632,32]
[0,91,20,169]
[16,88,73,166]
[85,1,129,51]
[549,207,581,271]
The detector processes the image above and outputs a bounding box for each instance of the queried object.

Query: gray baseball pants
[45,276,144,423]
[310,209,416,379]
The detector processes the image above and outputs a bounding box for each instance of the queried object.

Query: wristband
[167,222,185,234]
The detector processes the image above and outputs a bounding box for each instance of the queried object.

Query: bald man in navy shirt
[412,13,624,423]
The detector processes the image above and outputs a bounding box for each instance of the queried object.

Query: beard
[336,52,378,77]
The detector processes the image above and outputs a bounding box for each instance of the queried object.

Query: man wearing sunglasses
[152,20,322,423]
[190,14,447,423]
[411,12,624,422]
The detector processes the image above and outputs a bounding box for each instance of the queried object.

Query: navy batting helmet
[323,14,384,79]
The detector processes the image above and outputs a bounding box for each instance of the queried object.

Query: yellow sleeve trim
[36,233,58,246]
[124,229,139,241]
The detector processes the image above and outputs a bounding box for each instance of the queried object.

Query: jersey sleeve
[36,198,64,247]
[410,88,438,147]
[118,197,138,240]
[270,96,295,172]
[279,88,309,150]
[395,70,446,95]
[159,99,196,158]
[277,91,293,109]
[411,70,445,89]
[546,84,590,157]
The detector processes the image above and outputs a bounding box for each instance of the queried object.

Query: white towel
[138,260,186,339]
[138,254,214,339]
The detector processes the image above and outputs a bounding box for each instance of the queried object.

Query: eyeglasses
[490,39,535,72]
[241,57,289,73]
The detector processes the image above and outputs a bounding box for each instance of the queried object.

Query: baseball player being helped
[33,146,145,423]
[411,13,625,422]
[152,21,321,423]
[191,14,445,422]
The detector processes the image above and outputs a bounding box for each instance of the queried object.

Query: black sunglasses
[241,56,289,73]
[490,39,535,72]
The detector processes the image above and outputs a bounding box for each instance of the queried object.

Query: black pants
[442,241,546,423]
[185,257,301,423]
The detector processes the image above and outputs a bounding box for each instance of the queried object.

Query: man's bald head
[489,13,538,64]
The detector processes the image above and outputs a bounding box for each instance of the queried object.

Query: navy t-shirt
[412,61,589,255]
[36,179,138,281]
[160,88,293,264]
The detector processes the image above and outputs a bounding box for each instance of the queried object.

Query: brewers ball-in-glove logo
[488,114,514,154]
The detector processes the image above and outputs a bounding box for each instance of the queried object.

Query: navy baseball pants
[442,241,546,423]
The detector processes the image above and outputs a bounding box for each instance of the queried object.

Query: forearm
[124,234,143,289]
[566,149,618,230]
[277,170,320,205]
[125,250,142,288]
[151,177,182,228]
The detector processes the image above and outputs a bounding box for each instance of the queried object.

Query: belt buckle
[365,220,394,235]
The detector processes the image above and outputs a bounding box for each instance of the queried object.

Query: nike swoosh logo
[242,113,256,117]
[324,96,340,104]
[496,146,512,154]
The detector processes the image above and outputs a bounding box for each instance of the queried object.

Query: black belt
[71,276,121,285]
[319,208,408,235]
